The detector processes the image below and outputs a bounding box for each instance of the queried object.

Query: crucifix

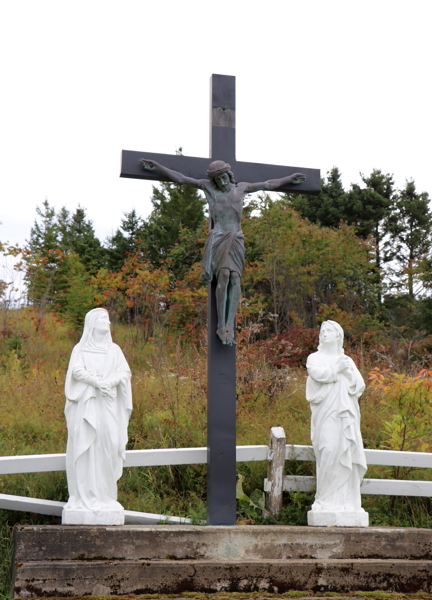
[120,74,320,525]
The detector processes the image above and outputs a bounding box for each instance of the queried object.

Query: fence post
[264,426,286,517]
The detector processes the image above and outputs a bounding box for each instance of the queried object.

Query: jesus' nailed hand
[141,158,306,346]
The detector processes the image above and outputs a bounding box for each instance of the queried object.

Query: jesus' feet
[216,327,227,344]
[216,326,236,346]
[216,327,236,345]
[225,327,236,345]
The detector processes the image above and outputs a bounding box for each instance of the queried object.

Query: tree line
[2,167,432,361]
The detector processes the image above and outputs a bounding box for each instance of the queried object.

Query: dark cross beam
[120,74,320,526]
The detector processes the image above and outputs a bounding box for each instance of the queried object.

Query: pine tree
[288,167,348,228]
[346,170,395,244]
[25,200,64,310]
[141,182,206,267]
[105,209,144,271]
[67,206,106,274]
[386,180,432,298]
[346,170,396,302]
[56,206,71,250]
[27,199,59,254]
[24,202,105,321]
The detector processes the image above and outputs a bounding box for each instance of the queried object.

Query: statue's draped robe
[64,343,132,511]
[306,352,367,511]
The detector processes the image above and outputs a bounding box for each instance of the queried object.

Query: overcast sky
[1,0,431,249]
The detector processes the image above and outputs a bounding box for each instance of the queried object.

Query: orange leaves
[368,366,390,386]
[367,366,432,453]
[91,254,172,338]
[419,368,432,377]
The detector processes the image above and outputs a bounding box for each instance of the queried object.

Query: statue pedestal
[62,507,125,526]
[308,510,369,528]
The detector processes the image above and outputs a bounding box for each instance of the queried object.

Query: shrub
[256,324,319,368]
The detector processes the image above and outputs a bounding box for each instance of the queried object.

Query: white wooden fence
[1,434,431,522]
[264,427,432,516]
[0,446,267,524]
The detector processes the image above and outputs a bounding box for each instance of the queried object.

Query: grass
[0,522,13,600]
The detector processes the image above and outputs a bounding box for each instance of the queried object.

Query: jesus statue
[141,158,306,345]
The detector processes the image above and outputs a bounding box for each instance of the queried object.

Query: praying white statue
[62,308,132,525]
[306,320,368,527]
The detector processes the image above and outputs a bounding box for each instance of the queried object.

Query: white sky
[1,0,431,248]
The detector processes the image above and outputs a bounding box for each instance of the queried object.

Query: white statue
[306,320,368,527]
[62,308,132,525]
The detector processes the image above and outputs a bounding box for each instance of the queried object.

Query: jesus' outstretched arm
[140,159,204,189]
[240,173,306,194]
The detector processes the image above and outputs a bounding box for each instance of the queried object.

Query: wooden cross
[120,74,320,525]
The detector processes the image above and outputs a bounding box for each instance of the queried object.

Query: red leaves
[256,324,319,368]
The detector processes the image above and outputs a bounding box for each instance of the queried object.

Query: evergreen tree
[25,201,105,318]
[386,180,432,298]
[26,199,64,309]
[346,170,395,244]
[420,257,432,290]
[56,206,72,250]
[67,206,106,274]
[141,182,206,267]
[105,209,143,271]
[167,222,207,281]
[288,167,349,228]
[346,170,396,301]
[27,199,60,254]
[61,254,97,331]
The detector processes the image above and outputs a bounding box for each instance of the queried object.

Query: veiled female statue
[306,320,368,527]
[62,308,132,525]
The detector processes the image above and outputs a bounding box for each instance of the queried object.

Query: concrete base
[61,507,124,525]
[12,524,432,597]
[308,509,369,527]
[13,559,432,597]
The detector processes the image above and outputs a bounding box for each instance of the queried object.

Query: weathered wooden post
[264,426,286,517]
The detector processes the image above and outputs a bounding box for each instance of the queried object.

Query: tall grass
[0,521,13,600]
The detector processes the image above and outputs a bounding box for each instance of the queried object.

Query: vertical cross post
[207,75,237,525]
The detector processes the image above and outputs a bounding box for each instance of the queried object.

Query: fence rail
[1,440,431,521]
[1,444,431,475]
[0,446,269,475]
[285,445,432,468]
[263,428,432,517]
[281,475,432,497]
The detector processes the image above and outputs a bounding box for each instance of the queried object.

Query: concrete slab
[11,525,432,597]
[13,524,432,561]
[13,559,432,596]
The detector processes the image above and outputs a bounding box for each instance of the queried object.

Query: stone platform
[12,524,432,597]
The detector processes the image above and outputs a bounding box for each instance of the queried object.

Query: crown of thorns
[206,160,232,179]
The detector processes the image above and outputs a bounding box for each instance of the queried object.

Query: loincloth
[200,230,245,283]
